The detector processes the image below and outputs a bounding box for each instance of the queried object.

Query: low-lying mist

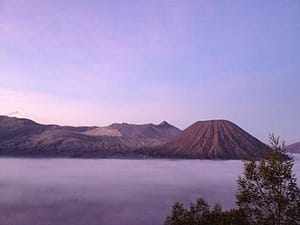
[0,155,299,225]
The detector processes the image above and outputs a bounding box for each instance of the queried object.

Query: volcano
[0,116,181,157]
[154,120,269,159]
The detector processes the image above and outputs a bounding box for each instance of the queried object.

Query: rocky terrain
[287,142,300,154]
[149,120,269,159]
[0,116,181,157]
[0,116,269,159]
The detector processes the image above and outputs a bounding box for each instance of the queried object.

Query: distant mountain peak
[159,121,172,127]
[156,119,268,159]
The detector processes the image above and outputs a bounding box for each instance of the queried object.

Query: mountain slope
[153,120,268,159]
[0,116,181,157]
[287,142,300,153]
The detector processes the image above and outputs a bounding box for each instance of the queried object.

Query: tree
[164,198,249,225]
[164,198,210,225]
[165,134,300,225]
[165,202,187,225]
[236,134,300,225]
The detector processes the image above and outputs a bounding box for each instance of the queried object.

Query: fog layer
[0,155,299,225]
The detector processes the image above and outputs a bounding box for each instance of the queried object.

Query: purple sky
[1,0,300,144]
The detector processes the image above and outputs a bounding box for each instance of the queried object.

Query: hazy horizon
[1,0,299,144]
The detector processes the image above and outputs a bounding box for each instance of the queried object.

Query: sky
[0,0,299,144]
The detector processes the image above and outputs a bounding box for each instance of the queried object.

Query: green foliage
[165,134,300,225]
[236,134,300,225]
[165,202,187,225]
[164,198,249,225]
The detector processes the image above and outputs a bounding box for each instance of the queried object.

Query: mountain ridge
[287,142,300,154]
[0,116,268,159]
[0,115,181,157]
